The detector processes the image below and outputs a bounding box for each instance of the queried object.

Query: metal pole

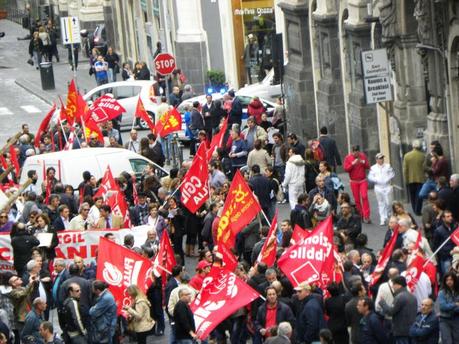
[71,43,77,85]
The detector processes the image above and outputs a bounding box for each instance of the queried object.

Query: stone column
[278,0,316,141]
[58,0,69,17]
[174,0,209,93]
[313,3,347,154]
[343,0,378,159]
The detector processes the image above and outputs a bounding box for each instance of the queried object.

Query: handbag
[89,66,94,76]
[27,58,34,66]
[114,64,120,74]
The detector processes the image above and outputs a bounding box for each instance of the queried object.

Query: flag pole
[58,120,68,144]
[424,235,451,267]
[162,180,186,208]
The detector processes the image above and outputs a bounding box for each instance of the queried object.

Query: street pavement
[0,18,418,344]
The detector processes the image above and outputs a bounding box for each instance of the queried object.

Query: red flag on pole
[96,237,153,313]
[34,104,57,148]
[369,227,399,287]
[216,170,262,247]
[8,146,20,176]
[257,212,278,267]
[65,80,78,125]
[216,243,238,271]
[87,95,126,123]
[190,266,260,340]
[94,166,117,198]
[278,216,335,288]
[291,224,310,245]
[84,116,104,143]
[180,143,209,212]
[155,107,182,138]
[207,116,228,161]
[153,230,177,277]
[135,97,156,133]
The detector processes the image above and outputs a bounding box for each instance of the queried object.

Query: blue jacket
[437,289,459,318]
[409,311,439,344]
[230,138,248,168]
[360,311,388,344]
[21,309,44,344]
[295,295,326,344]
[89,290,117,343]
[418,179,436,200]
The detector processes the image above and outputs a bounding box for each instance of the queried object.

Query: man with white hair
[265,322,292,344]
[398,218,434,261]
[402,140,426,215]
[447,173,459,220]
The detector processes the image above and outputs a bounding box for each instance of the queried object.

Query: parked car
[83,80,159,130]
[237,68,282,101]
[20,148,168,191]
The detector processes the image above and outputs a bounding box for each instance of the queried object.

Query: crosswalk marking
[20,105,41,113]
[0,107,13,116]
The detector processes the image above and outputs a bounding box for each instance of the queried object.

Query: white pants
[374,185,393,224]
[288,183,305,210]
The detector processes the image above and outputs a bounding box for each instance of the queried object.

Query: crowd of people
[0,80,459,344]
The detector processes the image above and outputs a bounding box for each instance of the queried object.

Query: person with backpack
[62,283,88,344]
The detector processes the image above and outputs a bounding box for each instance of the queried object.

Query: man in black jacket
[357,297,388,344]
[62,283,87,343]
[249,165,274,219]
[318,127,342,171]
[290,194,312,230]
[335,203,362,245]
[228,90,243,126]
[173,288,197,342]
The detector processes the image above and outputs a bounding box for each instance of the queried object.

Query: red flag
[207,116,228,161]
[59,97,68,123]
[0,155,7,170]
[87,95,126,123]
[44,176,52,204]
[257,212,278,267]
[180,143,209,212]
[216,243,238,271]
[451,227,459,246]
[34,104,57,148]
[190,266,260,340]
[135,97,156,133]
[216,170,261,247]
[153,230,177,278]
[94,166,117,198]
[65,80,78,125]
[155,107,182,138]
[291,224,310,245]
[8,146,20,176]
[369,227,399,287]
[84,116,104,143]
[76,91,89,123]
[96,237,153,313]
[278,216,335,288]
[405,255,425,292]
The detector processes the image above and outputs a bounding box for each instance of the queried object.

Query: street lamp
[415,43,455,168]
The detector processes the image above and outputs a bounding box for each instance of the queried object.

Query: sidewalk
[0,19,96,104]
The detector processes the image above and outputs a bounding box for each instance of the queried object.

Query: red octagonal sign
[154,53,176,76]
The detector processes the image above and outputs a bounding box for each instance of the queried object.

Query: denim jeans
[176,340,193,344]
[440,317,459,344]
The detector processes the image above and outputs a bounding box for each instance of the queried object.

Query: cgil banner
[0,225,153,272]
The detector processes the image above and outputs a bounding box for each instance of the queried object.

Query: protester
[124,285,155,344]
[62,283,87,344]
[89,281,117,344]
[22,297,46,344]
[282,148,305,209]
[403,140,426,216]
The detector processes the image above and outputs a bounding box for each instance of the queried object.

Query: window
[129,159,167,179]
[114,86,134,99]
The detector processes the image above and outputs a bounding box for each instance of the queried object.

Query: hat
[375,153,384,159]
[196,260,211,271]
[293,281,312,291]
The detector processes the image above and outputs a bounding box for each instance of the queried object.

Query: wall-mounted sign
[361,49,392,104]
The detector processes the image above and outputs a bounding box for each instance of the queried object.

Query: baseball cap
[293,281,312,291]
[375,153,384,159]
[196,260,211,271]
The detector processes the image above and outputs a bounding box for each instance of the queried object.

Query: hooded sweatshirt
[283,154,305,187]
[248,99,265,124]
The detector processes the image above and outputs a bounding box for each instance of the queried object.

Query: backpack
[310,140,325,161]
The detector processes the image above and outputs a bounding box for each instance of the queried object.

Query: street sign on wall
[154,53,176,76]
[361,49,392,104]
[60,16,81,44]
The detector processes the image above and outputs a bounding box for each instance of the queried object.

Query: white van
[19,148,168,190]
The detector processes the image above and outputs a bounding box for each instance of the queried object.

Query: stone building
[279,0,459,196]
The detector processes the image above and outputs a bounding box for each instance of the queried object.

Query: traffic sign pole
[61,16,81,87]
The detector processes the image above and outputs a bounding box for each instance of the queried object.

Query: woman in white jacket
[282,148,305,209]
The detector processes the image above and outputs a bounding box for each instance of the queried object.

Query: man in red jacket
[344,145,371,223]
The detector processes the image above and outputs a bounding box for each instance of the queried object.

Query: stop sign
[154,53,176,76]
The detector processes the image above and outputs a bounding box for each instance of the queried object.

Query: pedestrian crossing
[0,105,43,116]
